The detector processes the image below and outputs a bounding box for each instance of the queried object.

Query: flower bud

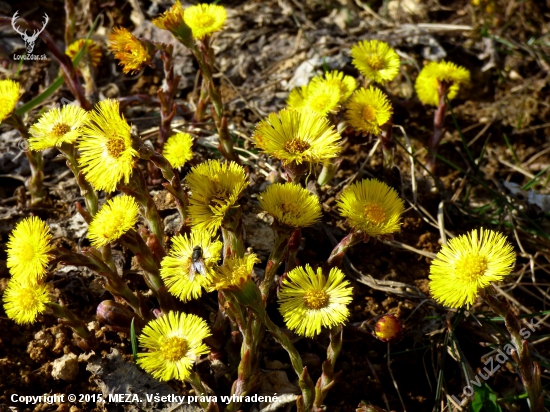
[373,314,403,343]
[97,300,145,333]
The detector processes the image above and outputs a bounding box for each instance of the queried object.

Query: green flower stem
[260,223,293,299]
[186,371,220,412]
[326,231,364,269]
[59,143,98,215]
[426,81,449,174]
[157,44,180,148]
[313,325,343,409]
[122,169,166,255]
[118,231,176,313]
[285,229,301,273]
[138,145,188,232]
[249,303,315,410]
[221,206,245,261]
[46,302,97,350]
[52,247,144,318]
[317,158,342,187]
[481,287,543,412]
[191,41,239,163]
[6,114,45,206]
[193,78,209,123]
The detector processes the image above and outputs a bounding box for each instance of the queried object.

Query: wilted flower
[351,40,400,83]
[29,105,89,151]
[415,60,471,107]
[88,195,140,247]
[78,99,138,192]
[0,79,21,123]
[429,228,516,308]
[66,39,103,68]
[160,230,223,302]
[3,278,50,325]
[108,27,153,74]
[345,86,393,136]
[337,178,404,238]
[259,183,321,229]
[162,132,194,170]
[137,311,211,381]
[7,216,53,283]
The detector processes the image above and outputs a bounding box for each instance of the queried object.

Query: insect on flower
[189,245,207,282]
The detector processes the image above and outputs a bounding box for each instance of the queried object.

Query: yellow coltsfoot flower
[210,253,260,291]
[66,39,103,68]
[0,79,22,123]
[337,178,404,238]
[29,105,89,151]
[429,228,516,308]
[301,81,341,115]
[137,311,211,381]
[108,27,154,74]
[287,85,307,109]
[160,230,223,302]
[351,40,400,83]
[88,195,140,247]
[278,265,353,337]
[345,86,393,136]
[415,60,471,107]
[186,160,248,232]
[259,183,321,229]
[183,3,227,40]
[3,277,51,325]
[78,99,138,193]
[7,216,54,283]
[252,109,342,166]
[309,70,357,104]
[162,132,194,170]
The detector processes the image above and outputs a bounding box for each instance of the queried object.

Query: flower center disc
[361,105,377,122]
[52,123,71,137]
[196,13,215,28]
[455,253,488,281]
[367,55,384,71]
[363,202,385,224]
[160,336,188,361]
[284,138,310,155]
[303,290,329,310]
[107,138,126,158]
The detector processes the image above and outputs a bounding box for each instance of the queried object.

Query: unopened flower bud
[97,300,145,333]
[374,314,403,343]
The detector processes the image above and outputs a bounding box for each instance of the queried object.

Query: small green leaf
[470,383,502,412]
[130,317,138,364]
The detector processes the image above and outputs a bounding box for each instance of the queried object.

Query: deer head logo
[12,11,49,54]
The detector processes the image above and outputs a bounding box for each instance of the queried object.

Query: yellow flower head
[78,99,138,193]
[309,71,357,103]
[29,105,89,151]
[163,132,194,170]
[183,3,227,40]
[88,195,140,247]
[0,79,22,123]
[153,0,185,30]
[429,228,516,308]
[259,183,322,229]
[210,253,260,291]
[66,39,103,68]
[337,178,404,238]
[2,278,50,325]
[345,86,393,136]
[137,311,211,381]
[108,27,153,74]
[278,265,353,337]
[252,109,342,166]
[351,40,400,83]
[186,160,248,232]
[301,81,341,115]
[287,85,307,109]
[160,230,223,302]
[415,60,471,107]
[7,217,54,283]
[374,314,403,343]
